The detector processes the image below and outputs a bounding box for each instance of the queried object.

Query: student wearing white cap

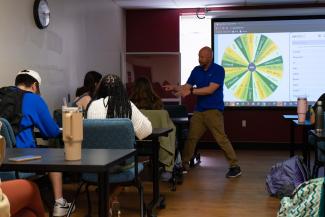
[0,70,74,216]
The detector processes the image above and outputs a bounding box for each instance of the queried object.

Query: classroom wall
[0,0,124,111]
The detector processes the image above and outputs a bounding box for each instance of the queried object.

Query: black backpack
[0,86,27,135]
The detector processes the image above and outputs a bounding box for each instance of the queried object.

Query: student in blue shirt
[13,70,74,216]
[164,46,241,178]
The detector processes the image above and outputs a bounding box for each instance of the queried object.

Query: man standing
[164,46,241,178]
[0,70,74,216]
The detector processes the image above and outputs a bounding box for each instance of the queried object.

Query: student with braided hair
[87,74,152,139]
[86,74,152,216]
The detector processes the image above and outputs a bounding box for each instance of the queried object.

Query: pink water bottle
[297,96,307,123]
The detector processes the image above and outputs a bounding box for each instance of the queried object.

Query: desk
[170,117,189,125]
[283,115,312,168]
[0,148,136,217]
[136,128,173,217]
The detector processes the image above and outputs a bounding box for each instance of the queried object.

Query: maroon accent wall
[223,109,304,144]
[126,10,180,52]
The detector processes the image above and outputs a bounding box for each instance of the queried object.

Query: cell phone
[9,155,42,162]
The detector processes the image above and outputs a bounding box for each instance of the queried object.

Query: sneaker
[160,171,172,182]
[182,162,190,173]
[53,199,75,217]
[226,166,242,178]
[111,201,121,217]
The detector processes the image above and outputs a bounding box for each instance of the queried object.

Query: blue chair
[0,118,35,180]
[72,118,145,217]
[0,118,16,147]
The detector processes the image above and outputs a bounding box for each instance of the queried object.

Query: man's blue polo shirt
[186,63,225,112]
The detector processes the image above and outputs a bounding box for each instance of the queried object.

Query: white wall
[0,0,124,111]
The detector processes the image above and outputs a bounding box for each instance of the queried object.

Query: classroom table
[136,128,173,217]
[0,148,136,217]
[282,114,313,169]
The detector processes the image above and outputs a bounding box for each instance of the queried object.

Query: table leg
[147,137,165,217]
[290,121,295,157]
[302,126,310,171]
[98,172,108,217]
[152,137,159,203]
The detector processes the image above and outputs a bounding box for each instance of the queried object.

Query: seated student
[72,71,102,111]
[129,77,163,110]
[0,70,74,216]
[87,74,152,212]
[0,179,45,217]
[0,139,45,217]
[130,77,176,180]
[310,93,325,124]
[87,74,152,140]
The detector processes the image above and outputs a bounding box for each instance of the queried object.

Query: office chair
[309,133,325,178]
[71,118,145,217]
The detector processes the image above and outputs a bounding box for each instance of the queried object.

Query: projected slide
[213,17,325,106]
[221,33,283,101]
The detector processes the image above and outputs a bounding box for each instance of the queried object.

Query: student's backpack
[0,86,26,135]
[266,155,310,198]
[277,177,325,217]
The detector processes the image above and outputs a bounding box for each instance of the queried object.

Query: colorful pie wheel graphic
[222,33,283,101]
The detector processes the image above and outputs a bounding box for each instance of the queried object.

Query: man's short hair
[16,69,42,86]
[15,74,39,87]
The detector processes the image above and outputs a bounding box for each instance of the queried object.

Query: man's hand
[163,84,178,91]
[175,86,191,97]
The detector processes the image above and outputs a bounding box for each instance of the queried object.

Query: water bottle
[315,101,324,132]
[297,96,307,123]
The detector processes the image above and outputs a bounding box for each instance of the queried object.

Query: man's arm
[163,84,191,95]
[163,84,183,92]
[175,82,219,97]
[192,82,220,96]
[31,95,60,138]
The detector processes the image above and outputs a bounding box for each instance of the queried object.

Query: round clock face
[34,0,50,29]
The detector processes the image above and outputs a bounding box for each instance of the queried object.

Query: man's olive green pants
[182,109,238,167]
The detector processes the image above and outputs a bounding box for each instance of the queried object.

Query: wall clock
[33,0,50,29]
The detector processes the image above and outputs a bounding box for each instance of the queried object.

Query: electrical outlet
[242,120,246,127]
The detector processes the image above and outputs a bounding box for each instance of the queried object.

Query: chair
[313,141,325,177]
[0,118,35,180]
[164,105,201,167]
[0,117,54,217]
[309,134,325,178]
[140,109,178,190]
[72,118,145,217]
